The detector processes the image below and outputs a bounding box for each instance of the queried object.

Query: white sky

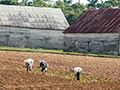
[18,0,108,5]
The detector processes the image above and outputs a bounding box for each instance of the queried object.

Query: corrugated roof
[63,8,120,33]
[0,5,69,30]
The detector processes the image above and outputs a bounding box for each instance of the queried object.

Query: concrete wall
[1,26,120,55]
[64,33,119,55]
[0,26,64,50]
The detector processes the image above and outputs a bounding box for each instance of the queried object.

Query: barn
[0,5,69,49]
[63,7,120,55]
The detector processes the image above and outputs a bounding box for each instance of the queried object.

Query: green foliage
[26,67,120,82]
[63,0,72,4]
[33,0,50,7]
[55,2,87,25]
[87,0,98,8]
[0,0,19,5]
[61,3,87,25]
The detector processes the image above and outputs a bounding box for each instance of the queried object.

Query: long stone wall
[64,33,119,55]
[0,26,64,50]
[1,26,120,55]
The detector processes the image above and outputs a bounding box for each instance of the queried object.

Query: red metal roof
[63,8,120,33]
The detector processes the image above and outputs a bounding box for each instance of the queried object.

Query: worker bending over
[71,67,82,81]
[39,60,48,72]
[24,58,34,72]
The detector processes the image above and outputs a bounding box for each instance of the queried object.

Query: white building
[0,5,69,49]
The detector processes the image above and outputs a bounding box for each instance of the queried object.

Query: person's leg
[27,67,28,71]
[41,67,45,72]
[45,67,47,72]
[76,72,80,81]
[29,65,32,72]
[29,68,31,71]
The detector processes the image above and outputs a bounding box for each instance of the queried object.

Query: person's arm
[30,63,32,70]
[74,75,76,80]
[74,73,78,80]
[73,70,76,79]
[39,63,41,68]
[39,62,43,68]
[39,65,41,68]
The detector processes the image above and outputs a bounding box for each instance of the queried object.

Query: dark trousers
[41,67,47,72]
[76,72,80,81]
[27,67,31,71]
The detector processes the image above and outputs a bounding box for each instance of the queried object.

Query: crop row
[0,63,119,83]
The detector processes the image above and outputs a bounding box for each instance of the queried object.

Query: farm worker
[39,60,48,72]
[24,58,34,72]
[71,67,82,81]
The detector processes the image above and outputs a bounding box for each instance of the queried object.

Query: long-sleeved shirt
[73,67,82,74]
[24,59,34,69]
[39,60,48,67]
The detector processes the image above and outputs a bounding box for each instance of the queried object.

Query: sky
[72,0,92,4]
[18,0,108,5]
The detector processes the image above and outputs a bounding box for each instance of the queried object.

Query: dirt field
[0,50,120,90]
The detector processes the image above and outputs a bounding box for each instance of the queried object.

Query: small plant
[35,71,38,74]
[51,73,55,76]
[65,76,69,79]
[46,72,50,75]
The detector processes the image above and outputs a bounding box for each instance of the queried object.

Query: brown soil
[0,51,120,90]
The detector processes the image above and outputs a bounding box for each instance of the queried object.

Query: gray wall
[1,26,120,55]
[64,33,119,55]
[0,26,64,50]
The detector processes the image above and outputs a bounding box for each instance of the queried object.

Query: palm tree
[20,0,34,5]
[87,0,98,8]
[104,0,120,7]
[97,0,112,8]
[63,0,72,4]
[0,0,18,5]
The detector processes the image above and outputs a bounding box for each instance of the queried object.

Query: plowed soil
[0,51,120,90]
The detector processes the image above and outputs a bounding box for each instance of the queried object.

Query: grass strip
[0,46,120,58]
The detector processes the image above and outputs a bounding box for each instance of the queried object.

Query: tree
[20,0,34,6]
[53,0,87,25]
[87,0,98,8]
[104,0,120,7]
[42,0,53,6]
[97,0,112,8]
[33,0,50,7]
[53,0,64,10]
[0,0,18,5]
[63,0,72,4]
[68,3,87,24]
